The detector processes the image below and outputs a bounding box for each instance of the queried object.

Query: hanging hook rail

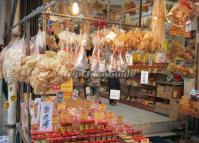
[42,12,147,28]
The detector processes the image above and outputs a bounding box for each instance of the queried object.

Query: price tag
[86,87,91,95]
[4,102,9,110]
[39,102,53,132]
[72,89,79,99]
[57,103,66,110]
[110,89,120,100]
[125,52,133,66]
[162,41,168,52]
[105,31,117,41]
[61,79,73,92]
[10,95,16,102]
[99,104,107,112]
[64,92,72,100]
[185,20,192,32]
[0,136,8,143]
[140,71,149,84]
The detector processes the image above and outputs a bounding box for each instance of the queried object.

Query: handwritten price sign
[39,102,53,132]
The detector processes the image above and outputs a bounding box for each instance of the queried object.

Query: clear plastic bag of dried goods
[31,30,46,54]
[91,36,100,72]
[166,0,196,27]
[3,38,26,83]
[118,48,127,72]
[90,46,99,72]
[98,48,106,73]
[0,41,14,79]
[58,30,67,49]
[107,49,118,72]
[75,34,88,71]
[152,0,166,43]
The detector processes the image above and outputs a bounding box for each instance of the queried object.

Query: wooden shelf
[100,93,154,112]
[128,84,156,89]
[157,81,184,86]
[137,92,156,98]
[119,99,155,112]
[128,63,167,70]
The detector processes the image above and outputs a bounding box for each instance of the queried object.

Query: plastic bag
[118,49,127,72]
[58,31,67,49]
[0,41,14,79]
[107,49,118,72]
[152,0,166,43]
[31,30,46,54]
[75,34,88,71]
[3,38,26,83]
[108,48,127,72]
[90,46,99,72]
[166,0,196,27]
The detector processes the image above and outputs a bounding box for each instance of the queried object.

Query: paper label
[141,71,149,84]
[10,95,16,102]
[110,90,120,100]
[61,79,73,92]
[4,102,9,110]
[105,31,117,41]
[169,25,190,38]
[185,20,192,32]
[39,102,53,132]
[57,103,66,110]
[64,92,72,100]
[86,87,91,95]
[72,89,79,99]
[162,41,168,52]
[99,104,107,112]
[125,52,133,66]
[0,136,8,143]
[32,98,41,124]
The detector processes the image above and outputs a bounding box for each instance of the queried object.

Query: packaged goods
[166,41,193,61]
[18,50,74,93]
[152,0,166,43]
[26,98,148,142]
[3,38,26,83]
[75,34,88,71]
[166,0,196,27]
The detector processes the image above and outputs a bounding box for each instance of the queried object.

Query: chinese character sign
[39,102,53,132]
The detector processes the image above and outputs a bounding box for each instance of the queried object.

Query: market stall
[1,0,199,142]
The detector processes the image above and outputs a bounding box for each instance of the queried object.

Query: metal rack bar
[42,12,145,28]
